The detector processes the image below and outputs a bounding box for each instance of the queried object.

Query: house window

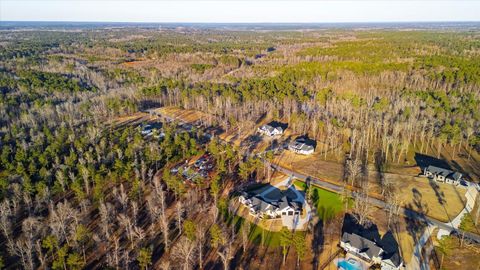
[288,211,293,216]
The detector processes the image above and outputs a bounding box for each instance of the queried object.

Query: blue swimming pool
[337,259,362,270]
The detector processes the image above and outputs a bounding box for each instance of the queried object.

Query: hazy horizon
[2,1,480,23]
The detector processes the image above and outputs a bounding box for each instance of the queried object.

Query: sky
[1,0,480,23]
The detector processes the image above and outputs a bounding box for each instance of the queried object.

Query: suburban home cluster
[288,137,315,155]
[340,231,404,270]
[423,165,463,186]
[238,191,302,219]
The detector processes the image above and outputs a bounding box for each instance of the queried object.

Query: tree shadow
[428,179,446,205]
[312,220,324,269]
[414,152,451,171]
[341,213,381,243]
[241,134,263,153]
[404,188,428,245]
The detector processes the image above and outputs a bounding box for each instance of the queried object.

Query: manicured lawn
[294,180,347,221]
[226,214,303,248]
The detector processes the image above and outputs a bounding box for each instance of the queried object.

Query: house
[341,232,383,263]
[238,191,302,219]
[258,124,283,137]
[288,137,314,155]
[424,165,462,185]
[340,232,403,270]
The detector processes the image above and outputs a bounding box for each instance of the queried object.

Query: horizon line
[2,20,480,24]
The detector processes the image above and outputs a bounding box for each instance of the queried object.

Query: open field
[154,106,208,124]
[275,150,468,223]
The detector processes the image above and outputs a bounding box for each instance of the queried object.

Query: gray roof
[261,124,283,133]
[244,191,302,213]
[289,138,314,151]
[341,232,383,259]
[426,165,462,181]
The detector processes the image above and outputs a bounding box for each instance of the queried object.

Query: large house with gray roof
[340,232,403,270]
[238,191,302,219]
[424,165,462,185]
[258,124,284,137]
[288,137,314,155]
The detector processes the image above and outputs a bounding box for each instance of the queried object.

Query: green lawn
[294,180,347,221]
[226,214,302,248]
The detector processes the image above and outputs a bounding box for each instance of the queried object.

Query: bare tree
[99,201,113,240]
[241,221,251,252]
[176,201,184,235]
[347,158,361,187]
[147,180,169,249]
[353,181,373,227]
[0,200,14,249]
[171,237,197,270]
[217,231,235,270]
[49,201,75,245]
[196,221,207,269]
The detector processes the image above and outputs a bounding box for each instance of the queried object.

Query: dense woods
[0,24,479,269]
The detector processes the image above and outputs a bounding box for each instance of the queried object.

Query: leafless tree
[114,184,129,212]
[176,201,184,235]
[0,200,14,248]
[171,237,197,270]
[147,179,170,249]
[49,200,75,245]
[241,220,251,252]
[118,213,135,249]
[196,221,207,269]
[217,230,235,270]
[99,201,113,240]
[347,158,361,187]
[353,181,373,227]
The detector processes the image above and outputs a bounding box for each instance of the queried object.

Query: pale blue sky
[1,1,480,23]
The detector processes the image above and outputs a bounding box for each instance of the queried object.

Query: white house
[238,192,302,219]
[340,232,403,270]
[288,138,314,155]
[424,165,462,185]
[258,124,283,137]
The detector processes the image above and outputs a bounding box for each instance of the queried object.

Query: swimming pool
[336,258,362,270]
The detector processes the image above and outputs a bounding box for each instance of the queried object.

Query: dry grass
[432,234,480,270]
[273,151,467,222]
[154,106,207,123]
[109,112,151,127]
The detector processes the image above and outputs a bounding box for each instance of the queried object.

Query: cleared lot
[274,150,467,223]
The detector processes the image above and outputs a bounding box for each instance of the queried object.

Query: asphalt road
[268,161,480,243]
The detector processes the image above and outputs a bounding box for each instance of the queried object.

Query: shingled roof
[426,165,462,181]
[341,232,383,260]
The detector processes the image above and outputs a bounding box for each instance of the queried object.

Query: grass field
[293,180,347,221]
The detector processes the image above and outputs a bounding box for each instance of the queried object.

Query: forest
[0,25,479,269]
